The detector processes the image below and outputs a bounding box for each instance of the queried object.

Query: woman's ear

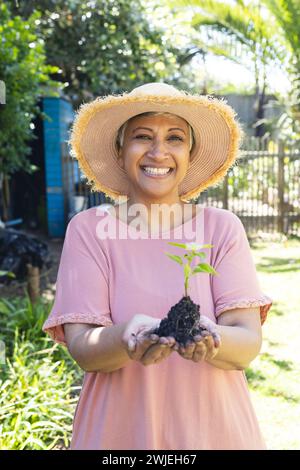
[117,150,124,169]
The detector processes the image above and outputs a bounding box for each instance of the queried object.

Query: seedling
[152,242,219,346]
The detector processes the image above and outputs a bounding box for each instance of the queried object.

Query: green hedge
[0,295,82,450]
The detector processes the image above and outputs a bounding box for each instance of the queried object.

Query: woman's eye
[169,135,183,141]
[135,134,151,139]
[135,134,183,141]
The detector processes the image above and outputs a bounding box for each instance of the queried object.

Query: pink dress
[42,204,272,450]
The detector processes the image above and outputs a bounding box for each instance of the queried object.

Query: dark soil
[152,296,205,346]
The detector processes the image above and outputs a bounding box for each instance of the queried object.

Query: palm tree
[168,0,299,137]
[262,0,300,133]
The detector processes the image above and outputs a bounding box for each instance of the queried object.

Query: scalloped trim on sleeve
[215,296,273,325]
[42,312,114,345]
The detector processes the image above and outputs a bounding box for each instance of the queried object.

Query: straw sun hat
[69,82,243,202]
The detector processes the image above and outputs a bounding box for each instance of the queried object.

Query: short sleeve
[42,213,113,345]
[211,212,272,325]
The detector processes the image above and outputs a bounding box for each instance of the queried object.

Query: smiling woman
[42,82,273,450]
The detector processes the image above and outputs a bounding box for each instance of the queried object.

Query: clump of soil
[152,296,205,346]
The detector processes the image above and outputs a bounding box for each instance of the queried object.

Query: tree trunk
[0,174,11,222]
[27,264,40,304]
[254,80,267,137]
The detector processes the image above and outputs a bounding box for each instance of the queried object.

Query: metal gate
[197,138,300,237]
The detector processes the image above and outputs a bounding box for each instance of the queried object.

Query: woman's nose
[147,138,169,156]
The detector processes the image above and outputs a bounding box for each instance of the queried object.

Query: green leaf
[168,242,214,250]
[20,436,47,450]
[31,420,64,430]
[192,263,219,276]
[0,300,11,315]
[165,252,183,265]
[0,271,15,278]
[167,242,187,249]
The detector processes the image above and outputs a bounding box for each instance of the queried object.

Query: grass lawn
[247,237,300,450]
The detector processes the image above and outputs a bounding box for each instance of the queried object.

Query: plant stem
[184,278,188,297]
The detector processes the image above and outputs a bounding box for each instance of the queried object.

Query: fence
[61,137,300,238]
[197,137,300,237]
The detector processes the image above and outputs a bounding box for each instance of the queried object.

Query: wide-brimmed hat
[69,82,243,202]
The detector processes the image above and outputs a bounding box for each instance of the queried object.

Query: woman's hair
[116,111,195,152]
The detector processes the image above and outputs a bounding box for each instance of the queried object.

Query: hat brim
[69,93,243,202]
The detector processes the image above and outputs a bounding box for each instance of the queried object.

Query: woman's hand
[176,315,221,363]
[137,335,177,366]
[122,314,176,366]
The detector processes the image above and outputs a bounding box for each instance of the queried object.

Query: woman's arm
[64,314,176,373]
[64,322,131,373]
[205,307,262,370]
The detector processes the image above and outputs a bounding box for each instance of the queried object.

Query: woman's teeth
[141,167,173,176]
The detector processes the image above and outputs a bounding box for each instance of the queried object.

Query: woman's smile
[139,165,175,178]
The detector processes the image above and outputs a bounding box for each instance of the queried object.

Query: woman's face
[117,114,190,204]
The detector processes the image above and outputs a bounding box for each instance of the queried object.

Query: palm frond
[262,0,300,50]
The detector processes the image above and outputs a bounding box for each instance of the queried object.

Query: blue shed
[43,97,74,237]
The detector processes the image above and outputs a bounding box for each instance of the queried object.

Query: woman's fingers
[203,335,219,359]
[178,340,196,360]
[201,329,221,349]
[192,341,207,362]
[158,336,176,347]
[127,333,158,361]
[212,333,221,349]
[199,317,221,348]
[154,345,173,364]
[128,335,176,365]
[175,333,220,363]
[122,315,161,354]
[140,343,170,366]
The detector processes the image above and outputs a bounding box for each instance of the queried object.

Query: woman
[43,82,273,450]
